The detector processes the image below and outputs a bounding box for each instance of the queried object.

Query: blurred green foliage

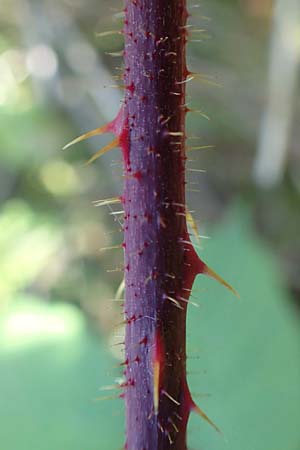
[0,299,124,450]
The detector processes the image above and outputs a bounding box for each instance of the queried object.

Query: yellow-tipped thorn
[153,358,160,415]
[63,124,109,150]
[204,265,240,299]
[192,403,221,434]
[85,138,119,166]
[186,209,200,244]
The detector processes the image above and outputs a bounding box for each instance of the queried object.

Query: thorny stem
[122,2,197,449]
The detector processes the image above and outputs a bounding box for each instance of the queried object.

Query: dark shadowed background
[0,0,300,449]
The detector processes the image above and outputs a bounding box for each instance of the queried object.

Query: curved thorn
[204,265,240,299]
[191,403,221,434]
[63,124,109,150]
[85,138,120,166]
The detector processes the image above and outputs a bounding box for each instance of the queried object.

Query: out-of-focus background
[0,0,300,449]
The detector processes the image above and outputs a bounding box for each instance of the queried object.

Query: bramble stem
[122,2,192,449]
